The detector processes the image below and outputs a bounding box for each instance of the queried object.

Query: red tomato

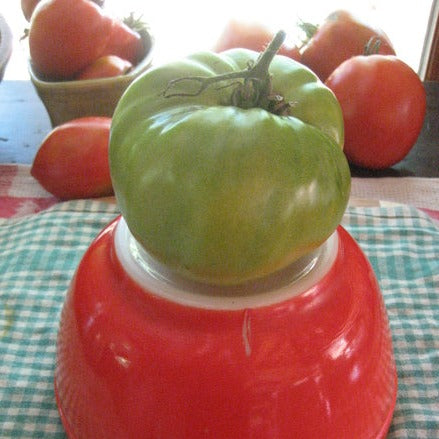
[21,0,104,21]
[301,10,395,81]
[101,19,144,65]
[325,55,426,169]
[76,55,132,80]
[213,20,301,61]
[31,117,113,200]
[21,0,41,21]
[29,0,113,79]
[278,44,301,61]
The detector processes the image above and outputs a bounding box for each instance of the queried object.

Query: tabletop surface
[1,199,438,438]
[0,79,439,176]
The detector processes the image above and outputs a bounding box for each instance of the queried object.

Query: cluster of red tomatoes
[30,8,427,203]
[22,0,146,80]
[214,10,426,170]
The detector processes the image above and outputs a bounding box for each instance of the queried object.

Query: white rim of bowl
[114,217,339,310]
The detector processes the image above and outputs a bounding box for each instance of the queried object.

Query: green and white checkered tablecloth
[0,200,438,438]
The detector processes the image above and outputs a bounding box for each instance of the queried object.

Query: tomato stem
[162,30,291,115]
[297,20,319,46]
[364,36,382,55]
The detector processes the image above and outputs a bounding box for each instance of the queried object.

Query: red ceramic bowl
[54,216,397,438]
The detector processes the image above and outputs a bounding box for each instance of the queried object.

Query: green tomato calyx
[162,30,292,115]
[364,36,382,55]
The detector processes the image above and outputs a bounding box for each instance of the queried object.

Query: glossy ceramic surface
[55,216,397,438]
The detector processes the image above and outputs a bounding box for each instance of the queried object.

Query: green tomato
[110,45,350,285]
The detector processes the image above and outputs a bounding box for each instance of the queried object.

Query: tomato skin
[31,117,113,200]
[110,49,350,284]
[21,0,41,21]
[214,20,301,61]
[325,55,426,169]
[76,55,132,80]
[29,0,113,79]
[101,19,144,65]
[278,44,301,61]
[301,10,395,81]
[21,0,103,21]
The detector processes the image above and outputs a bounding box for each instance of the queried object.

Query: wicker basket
[29,31,154,126]
[0,14,13,81]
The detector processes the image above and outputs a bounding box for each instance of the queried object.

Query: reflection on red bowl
[54,216,397,438]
